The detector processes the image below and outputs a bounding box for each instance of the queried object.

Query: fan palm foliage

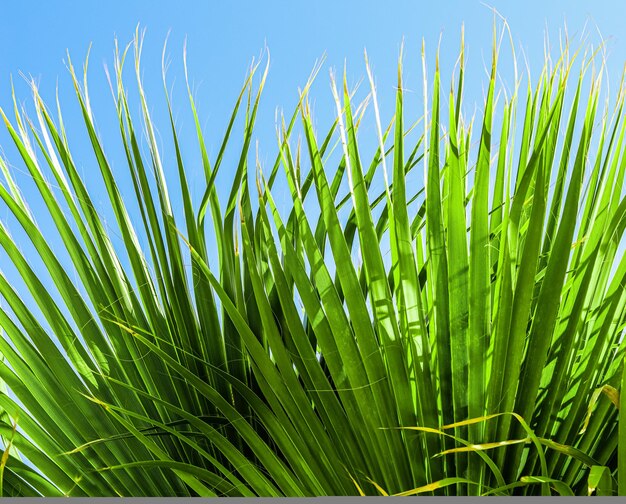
[0,27,624,496]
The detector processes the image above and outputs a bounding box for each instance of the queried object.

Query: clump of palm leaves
[0,26,624,496]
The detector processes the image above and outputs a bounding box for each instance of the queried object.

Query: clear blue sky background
[1,0,624,197]
[1,1,624,185]
[0,1,624,314]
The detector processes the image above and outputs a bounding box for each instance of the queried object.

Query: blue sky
[0,0,624,314]
[2,1,625,86]
[1,1,624,202]
[1,1,624,188]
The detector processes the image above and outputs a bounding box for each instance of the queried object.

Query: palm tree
[0,27,624,496]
